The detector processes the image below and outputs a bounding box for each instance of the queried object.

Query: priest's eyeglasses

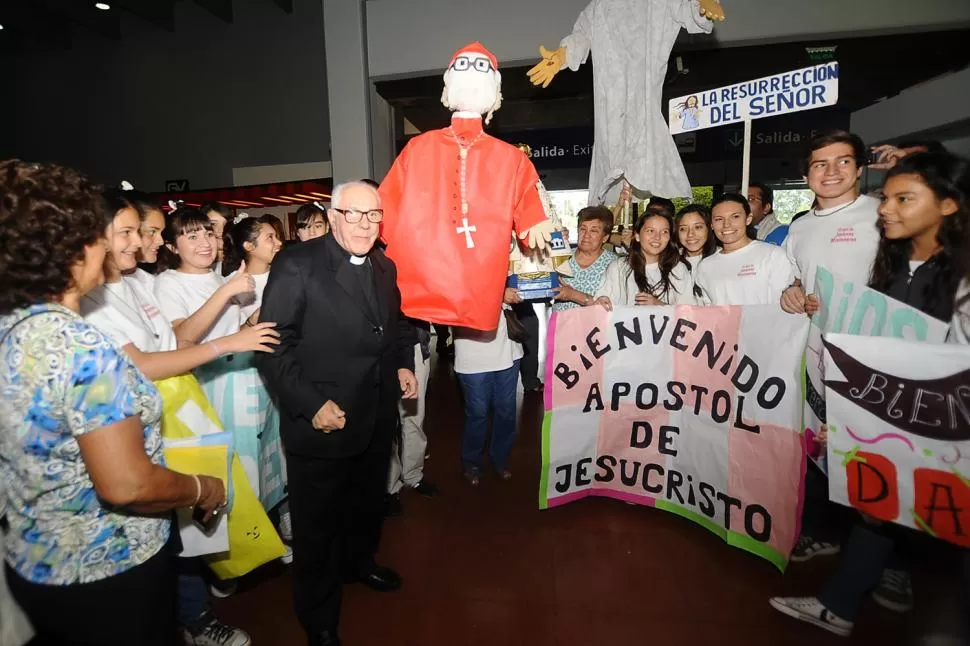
[332,207,384,224]
[451,56,493,73]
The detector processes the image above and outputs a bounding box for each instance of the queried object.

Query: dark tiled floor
[215,352,946,646]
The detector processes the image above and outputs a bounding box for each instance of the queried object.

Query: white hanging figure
[528,0,725,205]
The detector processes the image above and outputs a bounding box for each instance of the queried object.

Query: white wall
[3,0,330,191]
[850,67,970,145]
[366,0,970,78]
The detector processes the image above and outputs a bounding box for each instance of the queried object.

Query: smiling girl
[695,194,795,305]
[223,215,283,325]
[675,204,717,290]
[596,211,695,309]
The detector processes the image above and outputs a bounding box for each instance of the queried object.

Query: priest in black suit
[257,181,417,646]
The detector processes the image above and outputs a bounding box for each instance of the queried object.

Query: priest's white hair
[441,67,503,125]
[330,180,380,210]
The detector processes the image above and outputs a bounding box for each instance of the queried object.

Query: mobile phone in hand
[192,506,221,535]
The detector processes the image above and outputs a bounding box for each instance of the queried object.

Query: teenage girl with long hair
[596,210,695,309]
[222,215,283,325]
[674,203,716,297]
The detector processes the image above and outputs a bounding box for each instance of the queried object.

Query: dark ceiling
[0,0,292,53]
[376,28,970,136]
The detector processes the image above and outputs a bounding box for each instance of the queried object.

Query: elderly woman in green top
[552,206,617,311]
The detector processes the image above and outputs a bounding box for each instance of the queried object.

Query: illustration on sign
[668,63,840,135]
[824,334,970,548]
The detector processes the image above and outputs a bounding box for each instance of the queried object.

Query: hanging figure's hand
[527,46,566,88]
[520,219,555,251]
[698,0,726,21]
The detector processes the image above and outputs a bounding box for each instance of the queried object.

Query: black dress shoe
[384,492,402,518]
[355,564,402,592]
[410,480,439,498]
[308,629,341,646]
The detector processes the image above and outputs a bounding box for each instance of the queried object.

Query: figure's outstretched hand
[698,0,726,21]
[520,219,555,251]
[526,46,566,88]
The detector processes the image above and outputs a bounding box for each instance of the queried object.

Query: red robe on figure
[379,115,547,331]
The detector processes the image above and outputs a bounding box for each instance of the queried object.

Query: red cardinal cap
[449,41,498,70]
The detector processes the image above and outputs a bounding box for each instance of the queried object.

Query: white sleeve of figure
[536,180,561,228]
[672,0,714,34]
[561,1,595,70]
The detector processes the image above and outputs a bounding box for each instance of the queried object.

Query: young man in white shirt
[779,131,881,566]
[695,193,794,305]
[781,130,881,315]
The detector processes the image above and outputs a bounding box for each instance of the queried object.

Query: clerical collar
[349,255,367,266]
[450,115,483,140]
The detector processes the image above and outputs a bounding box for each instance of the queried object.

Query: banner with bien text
[803,267,950,472]
[824,335,970,547]
[541,305,810,570]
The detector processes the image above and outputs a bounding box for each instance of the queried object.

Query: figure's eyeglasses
[332,208,383,224]
[451,56,494,73]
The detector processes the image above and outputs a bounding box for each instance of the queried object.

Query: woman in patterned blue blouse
[551,206,617,311]
[0,160,227,646]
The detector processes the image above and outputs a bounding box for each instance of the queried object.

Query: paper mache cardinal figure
[527,0,725,204]
[379,42,554,331]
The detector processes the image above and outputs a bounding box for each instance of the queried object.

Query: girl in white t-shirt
[675,204,717,299]
[200,203,233,277]
[84,193,278,375]
[695,193,795,306]
[154,207,288,520]
[81,189,278,645]
[596,211,695,310]
[222,215,283,325]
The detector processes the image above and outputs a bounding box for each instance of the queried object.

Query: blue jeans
[177,560,211,630]
[457,361,519,472]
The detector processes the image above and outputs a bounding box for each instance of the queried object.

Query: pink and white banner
[541,305,810,570]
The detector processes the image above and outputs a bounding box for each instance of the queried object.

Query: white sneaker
[769,596,853,637]
[280,544,294,565]
[207,580,238,599]
[183,612,251,646]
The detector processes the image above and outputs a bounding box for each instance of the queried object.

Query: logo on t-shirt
[737,264,757,277]
[142,304,161,319]
[831,227,857,243]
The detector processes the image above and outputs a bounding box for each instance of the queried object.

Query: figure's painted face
[687,96,698,109]
[443,53,499,115]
